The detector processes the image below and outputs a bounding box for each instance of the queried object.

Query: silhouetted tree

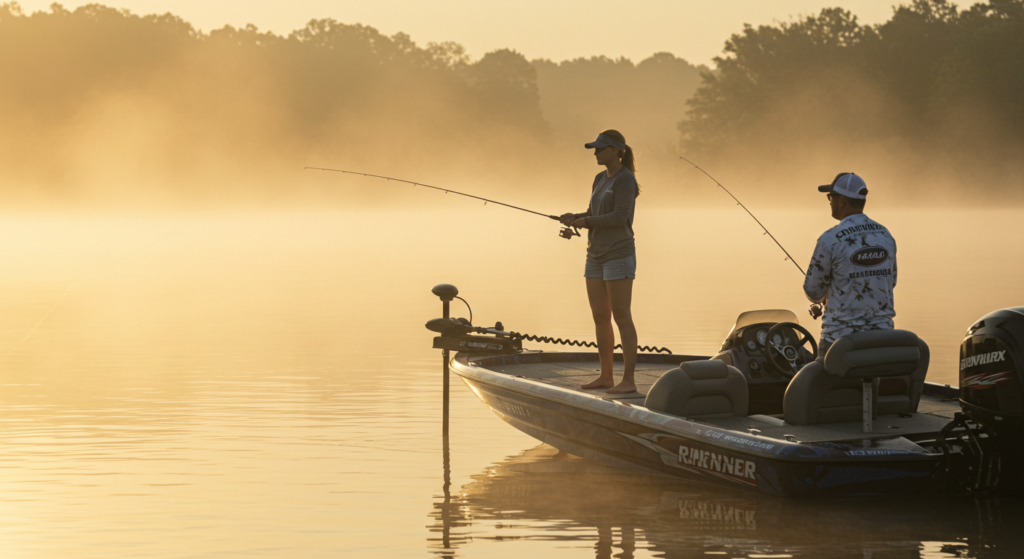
[534,53,704,150]
[680,0,1024,181]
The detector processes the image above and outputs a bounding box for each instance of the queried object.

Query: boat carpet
[486,361,672,404]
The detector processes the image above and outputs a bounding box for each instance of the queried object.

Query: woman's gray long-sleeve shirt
[580,168,638,263]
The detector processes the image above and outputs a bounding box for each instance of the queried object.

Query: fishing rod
[679,156,823,319]
[305,167,581,239]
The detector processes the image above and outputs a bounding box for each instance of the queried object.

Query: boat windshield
[733,309,799,330]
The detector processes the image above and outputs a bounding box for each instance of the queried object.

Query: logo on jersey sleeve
[850,246,889,267]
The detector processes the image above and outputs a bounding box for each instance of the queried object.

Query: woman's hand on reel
[558,213,577,226]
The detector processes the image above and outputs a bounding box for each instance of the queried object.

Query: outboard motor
[959,307,1024,497]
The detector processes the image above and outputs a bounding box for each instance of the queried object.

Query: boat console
[711,310,817,415]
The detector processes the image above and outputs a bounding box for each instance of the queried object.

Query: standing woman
[561,130,640,394]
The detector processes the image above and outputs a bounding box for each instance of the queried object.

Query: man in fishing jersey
[803,173,897,357]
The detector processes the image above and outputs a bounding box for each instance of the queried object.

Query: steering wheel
[765,322,818,378]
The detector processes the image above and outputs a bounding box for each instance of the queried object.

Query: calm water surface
[1,207,1022,557]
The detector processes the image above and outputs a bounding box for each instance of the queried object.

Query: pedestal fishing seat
[784,329,929,427]
[645,360,748,419]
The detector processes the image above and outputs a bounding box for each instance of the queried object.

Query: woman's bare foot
[606,380,637,394]
[581,377,615,390]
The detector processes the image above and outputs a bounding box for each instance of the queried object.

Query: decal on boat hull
[678,444,757,485]
[619,432,759,488]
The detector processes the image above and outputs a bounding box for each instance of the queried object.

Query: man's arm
[892,243,898,288]
[803,237,831,303]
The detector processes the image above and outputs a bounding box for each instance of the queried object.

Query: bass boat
[426,284,1024,498]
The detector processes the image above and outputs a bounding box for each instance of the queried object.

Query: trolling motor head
[431,284,459,302]
[427,284,521,355]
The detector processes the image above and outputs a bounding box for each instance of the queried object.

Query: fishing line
[305,167,559,220]
[679,156,805,276]
[679,156,824,319]
[306,167,582,239]
[2,211,211,362]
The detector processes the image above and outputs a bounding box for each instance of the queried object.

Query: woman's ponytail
[598,129,640,196]
[621,145,640,196]
[621,145,636,174]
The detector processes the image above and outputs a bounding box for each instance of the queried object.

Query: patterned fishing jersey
[803,213,897,342]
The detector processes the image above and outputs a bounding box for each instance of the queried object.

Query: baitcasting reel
[559,226,581,240]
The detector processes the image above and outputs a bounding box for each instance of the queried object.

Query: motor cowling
[960,307,1024,416]
[959,307,1024,497]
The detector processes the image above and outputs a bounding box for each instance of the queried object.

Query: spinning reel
[559,226,581,240]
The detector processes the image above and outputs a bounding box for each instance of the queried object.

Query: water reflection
[437,444,1024,558]
[427,349,470,558]
[427,438,468,558]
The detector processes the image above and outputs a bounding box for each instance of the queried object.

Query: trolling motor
[427,284,521,355]
[427,316,522,354]
[427,285,673,355]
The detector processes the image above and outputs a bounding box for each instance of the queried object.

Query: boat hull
[453,353,948,498]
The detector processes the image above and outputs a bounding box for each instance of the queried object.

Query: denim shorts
[584,254,637,281]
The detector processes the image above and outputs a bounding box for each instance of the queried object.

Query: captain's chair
[784,330,929,426]
[645,360,748,419]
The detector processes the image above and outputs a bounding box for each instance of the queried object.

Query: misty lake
[2,206,1023,557]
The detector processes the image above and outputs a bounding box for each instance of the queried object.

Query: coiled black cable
[507,331,672,354]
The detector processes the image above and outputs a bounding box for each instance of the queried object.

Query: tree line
[0,3,702,201]
[1,1,1020,203]
[680,0,1024,199]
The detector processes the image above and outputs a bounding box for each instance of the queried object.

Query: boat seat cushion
[825,330,922,379]
[645,360,748,419]
[784,360,869,425]
[877,338,930,415]
[786,330,931,425]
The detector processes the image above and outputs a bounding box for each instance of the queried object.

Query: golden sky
[17,1,902,64]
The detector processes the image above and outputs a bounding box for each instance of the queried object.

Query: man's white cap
[818,172,868,200]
